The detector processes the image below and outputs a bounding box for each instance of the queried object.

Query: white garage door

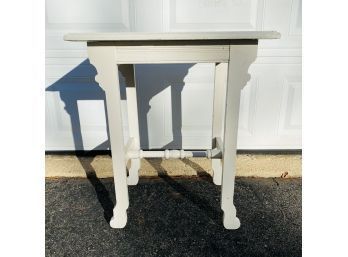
[45,0,302,151]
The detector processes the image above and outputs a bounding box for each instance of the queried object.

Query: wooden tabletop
[64,31,280,42]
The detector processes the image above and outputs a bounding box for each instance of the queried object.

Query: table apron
[93,45,231,64]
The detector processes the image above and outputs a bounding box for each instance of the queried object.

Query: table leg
[120,64,141,185]
[212,62,228,185]
[221,44,257,229]
[88,46,129,228]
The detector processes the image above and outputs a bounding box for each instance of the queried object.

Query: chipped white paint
[66,32,279,229]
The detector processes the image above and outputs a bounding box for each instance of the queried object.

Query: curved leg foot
[110,208,128,228]
[212,159,222,185]
[127,159,140,185]
[223,212,240,230]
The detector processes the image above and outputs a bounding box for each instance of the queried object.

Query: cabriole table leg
[221,44,257,229]
[212,62,228,185]
[88,46,130,228]
[120,64,141,185]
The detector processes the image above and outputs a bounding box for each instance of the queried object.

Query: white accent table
[64,32,280,229]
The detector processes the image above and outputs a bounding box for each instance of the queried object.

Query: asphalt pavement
[46,176,301,257]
